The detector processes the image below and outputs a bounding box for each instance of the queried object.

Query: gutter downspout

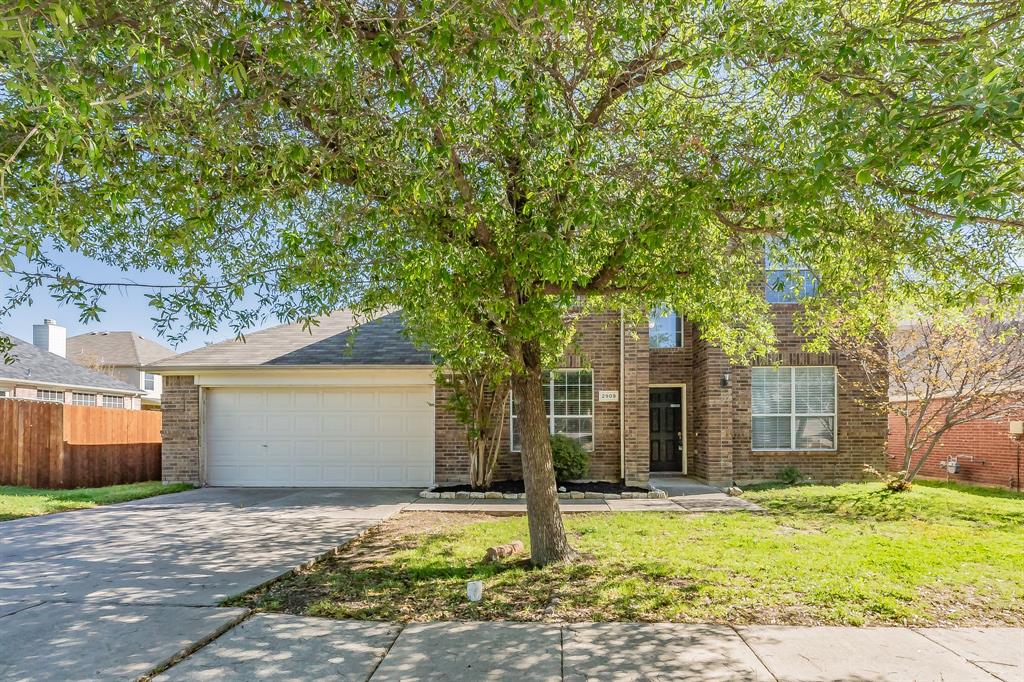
[620,308,626,482]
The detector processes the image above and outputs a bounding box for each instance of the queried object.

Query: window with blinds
[510,369,594,451]
[752,366,836,450]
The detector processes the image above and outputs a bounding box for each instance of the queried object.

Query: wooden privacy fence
[0,399,162,488]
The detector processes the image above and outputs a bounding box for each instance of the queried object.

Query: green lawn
[0,481,194,521]
[238,481,1024,626]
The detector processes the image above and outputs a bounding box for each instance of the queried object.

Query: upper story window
[765,242,818,303]
[72,392,96,406]
[102,395,125,409]
[510,369,594,452]
[144,373,156,391]
[649,307,683,348]
[37,389,63,402]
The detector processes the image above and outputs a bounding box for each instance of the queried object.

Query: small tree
[438,368,510,490]
[835,309,1024,490]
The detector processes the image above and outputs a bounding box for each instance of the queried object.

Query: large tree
[2,1,1022,563]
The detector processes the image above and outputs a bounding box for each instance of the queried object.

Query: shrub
[779,466,804,485]
[550,434,588,481]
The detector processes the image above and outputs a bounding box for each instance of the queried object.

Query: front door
[649,387,682,472]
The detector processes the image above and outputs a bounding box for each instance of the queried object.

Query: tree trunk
[511,342,577,566]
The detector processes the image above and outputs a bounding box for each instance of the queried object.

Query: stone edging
[419,487,668,500]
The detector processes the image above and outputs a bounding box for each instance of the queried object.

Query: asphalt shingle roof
[147,311,434,370]
[67,331,174,367]
[0,335,143,393]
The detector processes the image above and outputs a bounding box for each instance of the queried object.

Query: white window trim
[143,372,156,391]
[509,368,595,452]
[751,365,837,452]
[37,389,63,402]
[72,392,97,406]
[102,394,125,409]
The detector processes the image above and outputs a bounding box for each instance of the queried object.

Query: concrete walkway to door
[0,487,418,681]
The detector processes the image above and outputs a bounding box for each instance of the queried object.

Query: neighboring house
[0,321,144,409]
[888,403,1023,490]
[150,293,887,488]
[67,329,175,409]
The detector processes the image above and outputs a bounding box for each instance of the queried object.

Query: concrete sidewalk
[158,615,1024,681]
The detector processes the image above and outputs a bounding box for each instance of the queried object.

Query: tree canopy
[2,0,1021,357]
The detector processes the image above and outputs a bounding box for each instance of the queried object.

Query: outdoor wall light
[721,372,731,388]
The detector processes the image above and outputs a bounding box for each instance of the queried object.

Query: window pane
[796,416,835,449]
[649,307,681,348]
[795,367,835,414]
[752,367,792,415]
[753,416,791,450]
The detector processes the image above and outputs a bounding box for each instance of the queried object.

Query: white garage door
[204,386,434,486]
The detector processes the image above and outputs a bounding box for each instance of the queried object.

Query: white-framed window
[72,392,97,406]
[143,373,156,391]
[37,389,63,402]
[510,369,594,452]
[102,395,125,409]
[752,366,836,451]
[0,388,8,397]
[649,307,683,348]
[765,242,818,303]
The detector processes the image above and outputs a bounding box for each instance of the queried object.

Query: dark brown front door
[650,387,682,472]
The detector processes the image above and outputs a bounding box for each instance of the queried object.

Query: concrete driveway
[0,487,417,681]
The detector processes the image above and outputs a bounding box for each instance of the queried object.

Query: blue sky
[0,251,237,352]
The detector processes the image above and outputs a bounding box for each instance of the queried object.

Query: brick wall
[887,402,1024,490]
[691,333,735,485]
[161,375,201,484]
[433,311,650,485]
[729,307,887,485]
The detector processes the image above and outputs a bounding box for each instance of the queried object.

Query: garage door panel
[205,386,433,487]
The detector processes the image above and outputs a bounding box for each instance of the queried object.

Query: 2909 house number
[598,390,619,402]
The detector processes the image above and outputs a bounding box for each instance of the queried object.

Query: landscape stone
[584,491,604,499]
[483,491,503,499]
[570,491,585,499]
[439,492,455,499]
[469,491,485,499]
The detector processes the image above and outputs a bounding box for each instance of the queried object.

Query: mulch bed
[431,479,649,494]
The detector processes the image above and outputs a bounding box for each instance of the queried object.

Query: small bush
[550,434,588,481]
[779,466,804,485]
[863,464,913,492]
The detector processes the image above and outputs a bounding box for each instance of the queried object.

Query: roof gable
[67,331,174,367]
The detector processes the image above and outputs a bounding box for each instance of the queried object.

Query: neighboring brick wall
[887,403,1023,489]
[161,375,201,484]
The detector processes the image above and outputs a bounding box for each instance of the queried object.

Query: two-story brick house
[151,294,887,488]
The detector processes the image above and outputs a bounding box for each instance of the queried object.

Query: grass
[0,481,194,521]
[236,481,1024,626]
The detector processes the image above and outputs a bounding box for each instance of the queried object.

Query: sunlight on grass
[0,481,193,521]
[246,481,1024,626]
